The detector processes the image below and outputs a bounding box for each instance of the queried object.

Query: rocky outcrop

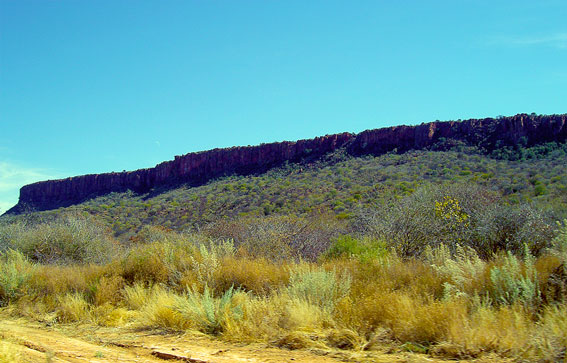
[7,113,566,214]
[348,113,566,155]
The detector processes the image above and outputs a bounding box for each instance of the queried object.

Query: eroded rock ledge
[8,113,566,214]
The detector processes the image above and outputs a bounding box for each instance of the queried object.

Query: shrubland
[13,143,565,238]
[1,179,567,361]
[1,142,566,361]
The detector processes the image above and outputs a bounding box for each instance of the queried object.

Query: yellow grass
[56,292,91,322]
[135,285,189,330]
[0,339,21,363]
[1,238,566,361]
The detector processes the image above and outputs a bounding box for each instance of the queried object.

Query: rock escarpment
[8,113,567,214]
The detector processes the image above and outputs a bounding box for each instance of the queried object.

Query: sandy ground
[0,314,510,363]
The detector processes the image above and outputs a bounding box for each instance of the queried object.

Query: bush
[0,214,118,264]
[0,250,35,306]
[0,221,25,252]
[203,214,345,261]
[323,235,388,262]
[174,285,243,335]
[473,204,554,258]
[490,249,541,309]
[359,184,497,257]
[285,264,351,313]
[355,184,553,258]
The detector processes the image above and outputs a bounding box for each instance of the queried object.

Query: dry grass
[123,282,153,310]
[208,256,289,295]
[219,292,282,341]
[91,304,135,326]
[1,232,567,361]
[92,275,125,306]
[27,264,105,298]
[0,339,21,363]
[530,304,567,361]
[119,243,181,284]
[134,285,189,330]
[56,292,91,322]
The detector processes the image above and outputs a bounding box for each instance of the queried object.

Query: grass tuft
[56,292,91,322]
[174,285,242,335]
[135,285,188,330]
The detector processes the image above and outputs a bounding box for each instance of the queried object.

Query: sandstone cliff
[7,113,567,214]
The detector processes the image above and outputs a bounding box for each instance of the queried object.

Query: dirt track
[0,317,386,363]
[0,315,511,363]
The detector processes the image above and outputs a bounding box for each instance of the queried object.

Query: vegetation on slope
[0,213,566,361]
[1,140,566,361]
[6,142,564,239]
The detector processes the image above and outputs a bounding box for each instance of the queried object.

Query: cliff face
[8,113,567,214]
[348,114,566,155]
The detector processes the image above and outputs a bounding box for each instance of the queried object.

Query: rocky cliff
[7,113,567,214]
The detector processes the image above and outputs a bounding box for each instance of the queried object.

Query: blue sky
[1,0,566,213]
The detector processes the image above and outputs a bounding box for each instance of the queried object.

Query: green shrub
[425,244,486,300]
[549,219,567,265]
[285,264,351,313]
[174,285,243,335]
[323,235,388,262]
[473,204,554,258]
[490,249,541,309]
[0,249,35,306]
[190,239,234,287]
[1,214,118,264]
[360,184,497,258]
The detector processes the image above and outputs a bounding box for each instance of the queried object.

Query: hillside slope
[5,142,565,239]
[7,113,566,214]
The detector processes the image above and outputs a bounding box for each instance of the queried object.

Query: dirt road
[0,316,386,363]
[0,315,509,363]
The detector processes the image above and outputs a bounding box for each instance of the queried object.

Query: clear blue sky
[1,0,566,213]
